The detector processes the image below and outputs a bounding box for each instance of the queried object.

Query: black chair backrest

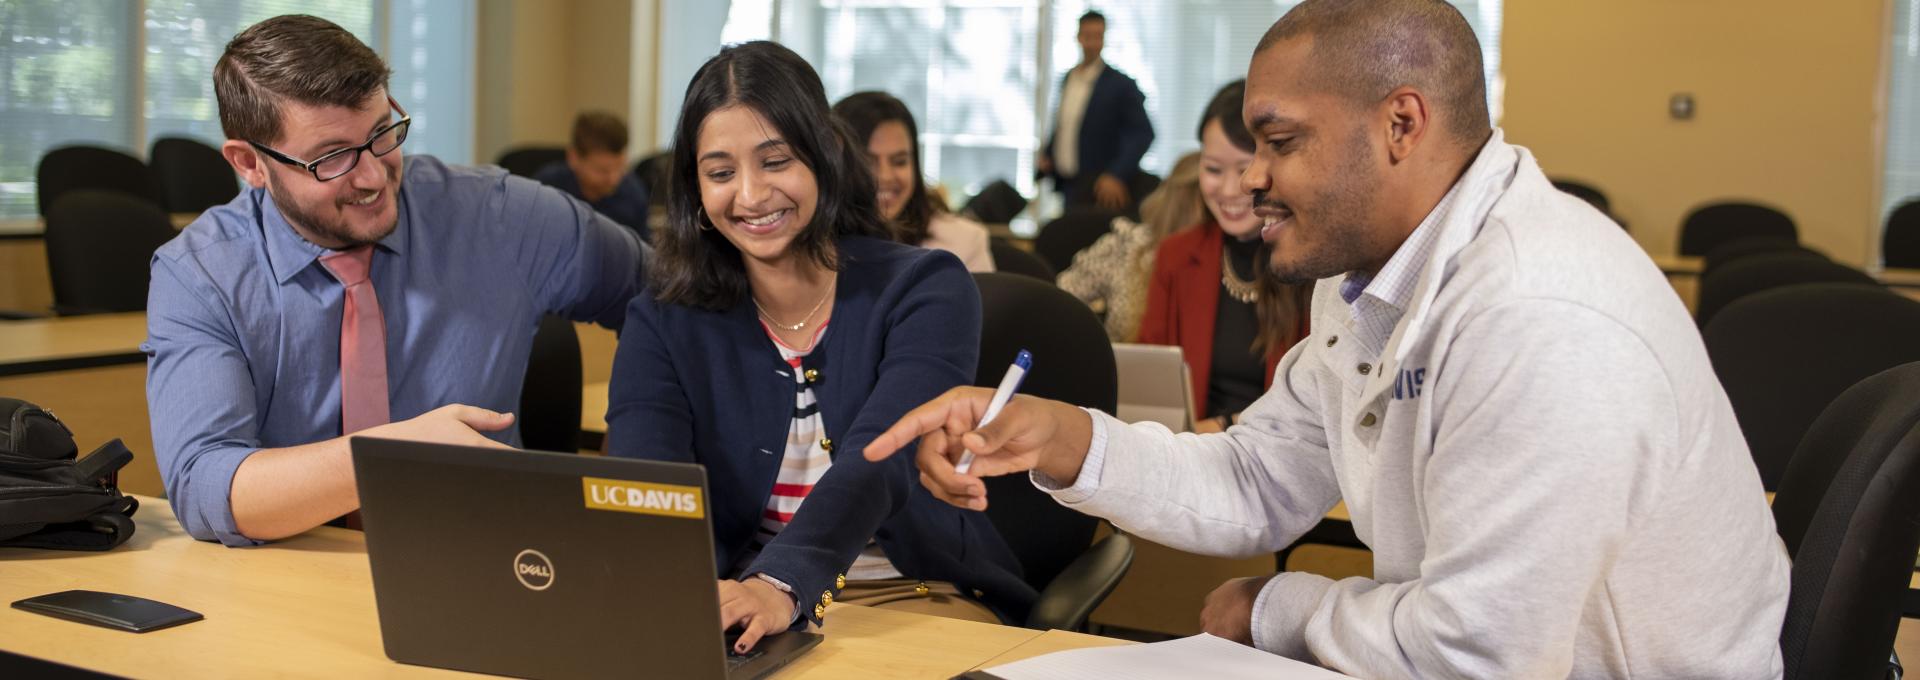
[1884,198,1920,269]
[1678,201,1797,256]
[43,190,177,315]
[633,150,671,197]
[495,146,566,178]
[1695,253,1875,329]
[972,272,1117,593]
[1700,235,1820,277]
[519,315,583,453]
[1550,178,1611,214]
[961,180,1028,225]
[1704,284,1920,490]
[1770,361,1920,680]
[149,137,240,213]
[36,146,160,218]
[1124,171,1161,221]
[988,238,1056,284]
[1032,209,1120,275]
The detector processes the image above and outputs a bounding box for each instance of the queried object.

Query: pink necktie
[320,245,391,436]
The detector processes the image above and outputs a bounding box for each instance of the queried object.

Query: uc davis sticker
[582,477,704,519]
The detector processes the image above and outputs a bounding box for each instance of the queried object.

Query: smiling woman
[603,40,1034,656]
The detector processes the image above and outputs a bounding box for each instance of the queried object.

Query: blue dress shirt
[144,155,648,546]
[531,160,652,243]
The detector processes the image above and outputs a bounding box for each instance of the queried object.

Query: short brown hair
[570,111,630,156]
[214,15,392,145]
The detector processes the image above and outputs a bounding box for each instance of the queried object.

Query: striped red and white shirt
[733,321,901,580]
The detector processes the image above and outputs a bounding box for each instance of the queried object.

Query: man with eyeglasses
[144,14,649,546]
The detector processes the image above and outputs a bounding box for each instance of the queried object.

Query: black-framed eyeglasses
[248,98,412,182]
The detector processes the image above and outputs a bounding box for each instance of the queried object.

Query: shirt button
[1326,335,1339,348]
[1360,413,1377,427]
[1357,363,1372,375]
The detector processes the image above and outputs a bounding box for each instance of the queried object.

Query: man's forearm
[228,437,357,541]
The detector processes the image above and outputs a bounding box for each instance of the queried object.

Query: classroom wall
[1502,0,1893,265]
[474,0,637,165]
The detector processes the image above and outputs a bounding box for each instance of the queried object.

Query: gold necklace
[755,281,835,332]
[1221,244,1260,304]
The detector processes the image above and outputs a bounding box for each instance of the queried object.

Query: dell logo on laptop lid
[513,549,554,591]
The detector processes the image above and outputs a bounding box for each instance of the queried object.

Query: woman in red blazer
[1137,80,1312,432]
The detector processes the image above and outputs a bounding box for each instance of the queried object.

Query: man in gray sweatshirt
[864,1,1790,678]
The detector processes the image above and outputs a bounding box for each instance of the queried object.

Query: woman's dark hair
[833,91,939,245]
[1198,78,1254,153]
[1196,78,1308,358]
[653,41,893,309]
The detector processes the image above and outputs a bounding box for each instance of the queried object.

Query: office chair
[1033,209,1121,275]
[1884,198,1920,269]
[1695,252,1876,329]
[494,146,566,178]
[36,146,162,218]
[518,315,583,454]
[1678,201,1797,257]
[42,190,178,315]
[149,137,241,213]
[972,272,1132,631]
[1704,284,1920,491]
[1550,178,1627,230]
[961,180,1028,225]
[1700,235,1822,278]
[987,238,1056,284]
[1771,361,1920,679]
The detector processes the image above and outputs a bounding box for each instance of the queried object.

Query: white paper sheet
[982,633,1356,680]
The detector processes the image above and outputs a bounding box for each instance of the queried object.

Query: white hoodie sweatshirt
[1037,131,1789,679]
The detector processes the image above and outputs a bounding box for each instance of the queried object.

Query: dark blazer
[1040,63,1155,199]
[531,160,652,243]
[605,237,1035,626]
[1137,222,1309,417]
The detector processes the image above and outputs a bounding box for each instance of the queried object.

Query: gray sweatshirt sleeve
[1034,340,1343,558]
[1254,300,1677,678]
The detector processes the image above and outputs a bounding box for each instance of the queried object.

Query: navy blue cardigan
[605,237,1036,626]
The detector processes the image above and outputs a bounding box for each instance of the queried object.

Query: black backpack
[0,398,138,550]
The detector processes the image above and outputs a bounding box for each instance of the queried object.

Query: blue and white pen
[956,349,1032,475]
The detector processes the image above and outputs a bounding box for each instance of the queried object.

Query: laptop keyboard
[723,633,764,670]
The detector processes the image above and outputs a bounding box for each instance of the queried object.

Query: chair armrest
[1023,529,1135,631]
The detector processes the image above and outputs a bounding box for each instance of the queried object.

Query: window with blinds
[1046,0,1502,179]
[0,0,475,221]
[0,0,134,218]
[728,0,1502,231]
[1886,0,1920,247]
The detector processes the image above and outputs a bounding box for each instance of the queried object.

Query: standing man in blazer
[1038,11,1155,211]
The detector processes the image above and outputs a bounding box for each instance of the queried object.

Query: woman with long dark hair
[833,91,995,272]
[603,41,1032,653]
[1137,80,1314,432]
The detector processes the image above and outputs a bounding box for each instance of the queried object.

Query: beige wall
[1503,0,1892,265]
[475,0,637,165]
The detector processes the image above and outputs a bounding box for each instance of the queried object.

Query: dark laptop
[352,438,822,679]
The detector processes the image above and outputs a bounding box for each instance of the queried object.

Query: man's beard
[270,170,399,249]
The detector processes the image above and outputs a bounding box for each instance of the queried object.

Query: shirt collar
[1340,130,1517,315]
[259,177,410,285]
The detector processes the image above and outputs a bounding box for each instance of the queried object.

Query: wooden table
[970,628,1133,669]
[0,312,160,496]
[0,311,147,376]
[0,495,1108,678]
[1650,254,1920,308]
